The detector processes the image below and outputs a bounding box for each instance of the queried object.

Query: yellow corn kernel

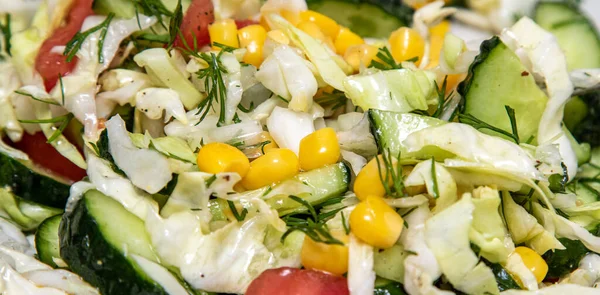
[405,0,453,9]
[208,19,239,50]
[344,44,379,72]
[244,132,279,159]
[240,148,300,190]
[353,155,395,201]
[197,142,250,177]
[427,21,451,69]
[299,10,340,39]
[297,21,335,51]
[238,25,267,67]
[430,20,451,38]
[389,27,425,66]
[281,9,302,26]
[259,15,271,31]
[513,246,549,284]
[267,29,290,45]
[334,27,364,55]
[444,73,466,92]
[301,231,349,276]
[350,195,404,249]
[299,128,341,171]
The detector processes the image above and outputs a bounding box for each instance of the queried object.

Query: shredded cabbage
[266,106,315,155]
[405,159,458,214]
[347,233,376,295]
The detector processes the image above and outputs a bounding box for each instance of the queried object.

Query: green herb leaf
[63,13,115,63]
[371,47,401,70]
[281,195,344,245]
[227,200,248,222]
[0,14,12,57]
[459,105,521,144]
[543,238,589,279]
[375,148,405,198]
[431,157,440,199]
[14,90,60,106]
[167,0,183,48]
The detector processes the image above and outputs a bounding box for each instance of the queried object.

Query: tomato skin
[10,132,86,183]
[35,0,94,91]
[235,19,257,29]
[246,267,349,295]
[173,0,215,50]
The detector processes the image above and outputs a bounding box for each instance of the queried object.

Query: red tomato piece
[246,267,350,295]
[173,0,215,50]
[235,19,258,29]
[10,132,86,183]
[35,0,94,92]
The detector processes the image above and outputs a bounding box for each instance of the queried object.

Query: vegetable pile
[1,0,600,294]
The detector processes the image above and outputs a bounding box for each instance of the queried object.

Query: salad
[0,0,600,294]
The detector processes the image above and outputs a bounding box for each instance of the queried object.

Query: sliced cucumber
[374,244,407,283]
[567,182,599,205]
[35,215,62,268]
[368,110,445,157]
[0,189,62,231]
[0,151,71,208]
[458,36,548,143]
[534,2,600,70]
[306,0,413,38]
[265,162,351,215]
[60,190,175,295]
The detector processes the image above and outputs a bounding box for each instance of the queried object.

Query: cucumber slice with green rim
[0,151,71,208]
[534,1,600,70]
[306,0,413,38]
[35,215,62,268]
[458,36,548,143]
[567,181,600,205]
[0,189,62,231]
[60,190,176,295]
[368,110,445,157]
[374,278,408,295]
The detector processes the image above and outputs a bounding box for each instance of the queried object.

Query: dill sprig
[281,195,344,245]
[167,0,183,49]
[135,0,173,30]
[0,14,12,57]
[63,13,115,63]
[195,51,228,126]
[14,90,60,106]
[19,113,74,143]
[432,76,455,118]
[314,91,348,111]
[375,148,406,198]
[227,200,248,222]
[459,105,520,144]
[370,47,401,70]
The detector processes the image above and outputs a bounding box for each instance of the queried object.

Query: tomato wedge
[173,0,215,50]
[235,19,258,29]
[35,0,94,91]
[246,267,349,295]
[10,132,87,183]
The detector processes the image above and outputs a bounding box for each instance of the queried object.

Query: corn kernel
[389,27,425,66]
[344,44,379,72]
[238,25,267,67]
[427,22,450,69]
[197,142,250,177]
[353,155,395,201]
[299,128,340,171]
[299,10,340,39]
[350,196,404,249]
[430,20,451,38]
[208,19,239,50]
[334,27,364,55]
[241,148,300,190]
[267,30,290,45]
[297,21,335,51]
[281,9,302,26]
[301,231,349,276]
[512,246,549,284]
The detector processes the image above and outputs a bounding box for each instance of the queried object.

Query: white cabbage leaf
[504,253,538,290]
[533,203,600,253]
[50,14,156,140]
[0,246,98,295]
[255,45,317,112]
[502,191,564,255]
[106,115,172,193]
[341,150,367,175]
[561,253,600,287]
[344,69,434,113]
[446,167,524,192]
[130,133,197,164]
[267,106,315,155]
[96,69,154,118]
[411,1,457,69]
[501,284,600,295]
[0,218,30,253]
[260,0,307,15]
[347,233,376,295]
[135,88,188,124]
[134,48,202,110]
[470,186,514,264]
[213,0,260,19]
[401,204,453,295]
[269,14,351,91]
[500,17,577,180]
[570,69,600,92]
[220,52,244,124]
[145,211,303,294]
[0,62,23,142]
[425,194,499,295]
[404,123,543,181]
[405,159,458,214]
[86,154,158,220]
[336,112,378,159]
[15,86,87,169]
